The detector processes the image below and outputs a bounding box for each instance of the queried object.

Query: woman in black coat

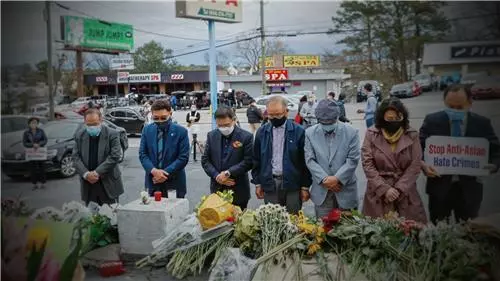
[22,117,48,189]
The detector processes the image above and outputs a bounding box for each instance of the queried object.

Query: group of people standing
[68,83,499,225]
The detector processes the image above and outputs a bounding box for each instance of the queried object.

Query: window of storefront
[168,83,195,93]
[97,85,126,96]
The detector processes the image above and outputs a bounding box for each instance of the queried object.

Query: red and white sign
[171,74,184,80]
[117,73,160,83]
[265,69,288,81]
[424,136,490,176]
[96,76,108,83]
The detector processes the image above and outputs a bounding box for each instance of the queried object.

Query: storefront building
[218,70,351,98]
[84,71,209,96]
[422,40,500,76]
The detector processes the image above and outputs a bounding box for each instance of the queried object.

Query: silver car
[254,94,300,120]
[413,74,432,91]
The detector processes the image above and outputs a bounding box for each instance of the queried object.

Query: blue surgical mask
[445,108,467,121]
[320,123,337,133]
[86,125,101,137]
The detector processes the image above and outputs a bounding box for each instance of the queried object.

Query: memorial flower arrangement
[139,192,499,281]
[1,199,120,281]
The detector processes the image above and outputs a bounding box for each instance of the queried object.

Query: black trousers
[29,161,46,184]
[428,181,482,224]
[192,134,198,161]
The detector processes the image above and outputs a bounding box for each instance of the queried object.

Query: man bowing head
[201,107,254,209]
[139,100,190,198]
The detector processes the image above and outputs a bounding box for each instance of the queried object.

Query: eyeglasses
[153,116,169,121]
[268,112,286,119]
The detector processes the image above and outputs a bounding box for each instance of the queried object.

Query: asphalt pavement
[2,91,500,280]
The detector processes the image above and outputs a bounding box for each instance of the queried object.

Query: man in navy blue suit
[201,107,253,209]
[139,100,190,198]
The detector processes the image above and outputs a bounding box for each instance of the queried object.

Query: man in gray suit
[304,99,360,218]
[73,108,124,206]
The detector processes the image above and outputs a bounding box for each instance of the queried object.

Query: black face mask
[383,121,403,134]
[155,119,171,129]
[270,116,287,128]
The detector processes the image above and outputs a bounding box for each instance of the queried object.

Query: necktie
[157,129,164,168]
[450,120,462,137]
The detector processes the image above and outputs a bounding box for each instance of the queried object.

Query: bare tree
[203,51,231,68]
[235,35,293,72]
[92,54,112,73]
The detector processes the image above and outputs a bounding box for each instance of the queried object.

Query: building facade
[84,71,209,96]
[422,40,500,76]
[219,72,351,99]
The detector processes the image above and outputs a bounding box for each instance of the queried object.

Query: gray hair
[266,95,288,109]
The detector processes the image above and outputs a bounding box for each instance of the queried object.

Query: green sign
[198,8,235,20]
[63,16,134,51]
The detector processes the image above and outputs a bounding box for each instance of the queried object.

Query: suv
[1,115,48,134]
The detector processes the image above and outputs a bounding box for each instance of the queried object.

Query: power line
[54,2,206,42]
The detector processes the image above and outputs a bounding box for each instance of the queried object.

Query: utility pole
[259,0,266,95]
[45,1,54,120]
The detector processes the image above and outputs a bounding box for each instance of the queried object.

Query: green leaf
[59,227,83,281]
[27,238,48,281]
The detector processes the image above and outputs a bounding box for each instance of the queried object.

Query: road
[2,91,500,280]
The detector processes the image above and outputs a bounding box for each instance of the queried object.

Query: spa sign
[424,136,489,176]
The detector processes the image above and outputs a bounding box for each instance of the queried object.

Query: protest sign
[424,136,489,176]
[25,147,47,161]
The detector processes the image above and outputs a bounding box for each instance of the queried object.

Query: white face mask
[218,126,234,136]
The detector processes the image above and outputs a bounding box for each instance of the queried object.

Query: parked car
[356,80,382,102]
[1,120,81,179]
[102,119,129,162]
[461,72,490,87]
[254,94,300,121]
[235,91,253,107]
[104,107,145,135]
[390,82,421,98]
[1,115,48,134]
[471,76,500,100]
[71,96,93,108]
[439,72,461,90]
[413,73,433,92]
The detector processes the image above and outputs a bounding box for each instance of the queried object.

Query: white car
[254,94,300,120]
[71,97,92,108]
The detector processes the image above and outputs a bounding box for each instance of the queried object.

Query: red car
[471,76,500,100]
[412,81,422,96]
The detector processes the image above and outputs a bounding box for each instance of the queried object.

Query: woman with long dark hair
[361,98,427,223]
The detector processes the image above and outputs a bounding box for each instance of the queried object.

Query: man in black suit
[420,84,500,223]
[201,106,254,209]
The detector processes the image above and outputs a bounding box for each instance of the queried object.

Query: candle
[154,191,162,201]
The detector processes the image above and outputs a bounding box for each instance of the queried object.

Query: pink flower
[36,251,60,281]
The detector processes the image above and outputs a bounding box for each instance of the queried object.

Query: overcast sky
[1,1,343,68]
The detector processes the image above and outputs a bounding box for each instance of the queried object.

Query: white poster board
[424,136,489,176]
[25,147,47,161]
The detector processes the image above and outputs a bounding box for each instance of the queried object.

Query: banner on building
[61,16,134,51]
[265,69,288,81]
[283,55,320,67]
[171,74,184,80]
[117,73,161,83]
[424,136,490,176]
[25,147,47,161]
[111,57,135,70]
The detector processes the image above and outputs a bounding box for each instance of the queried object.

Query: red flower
[327,209,342,223]
[232,141,242,149]
[226,217,235,223]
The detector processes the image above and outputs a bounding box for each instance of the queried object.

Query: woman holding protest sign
[22,117,48,190]
[361,98,427,223]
